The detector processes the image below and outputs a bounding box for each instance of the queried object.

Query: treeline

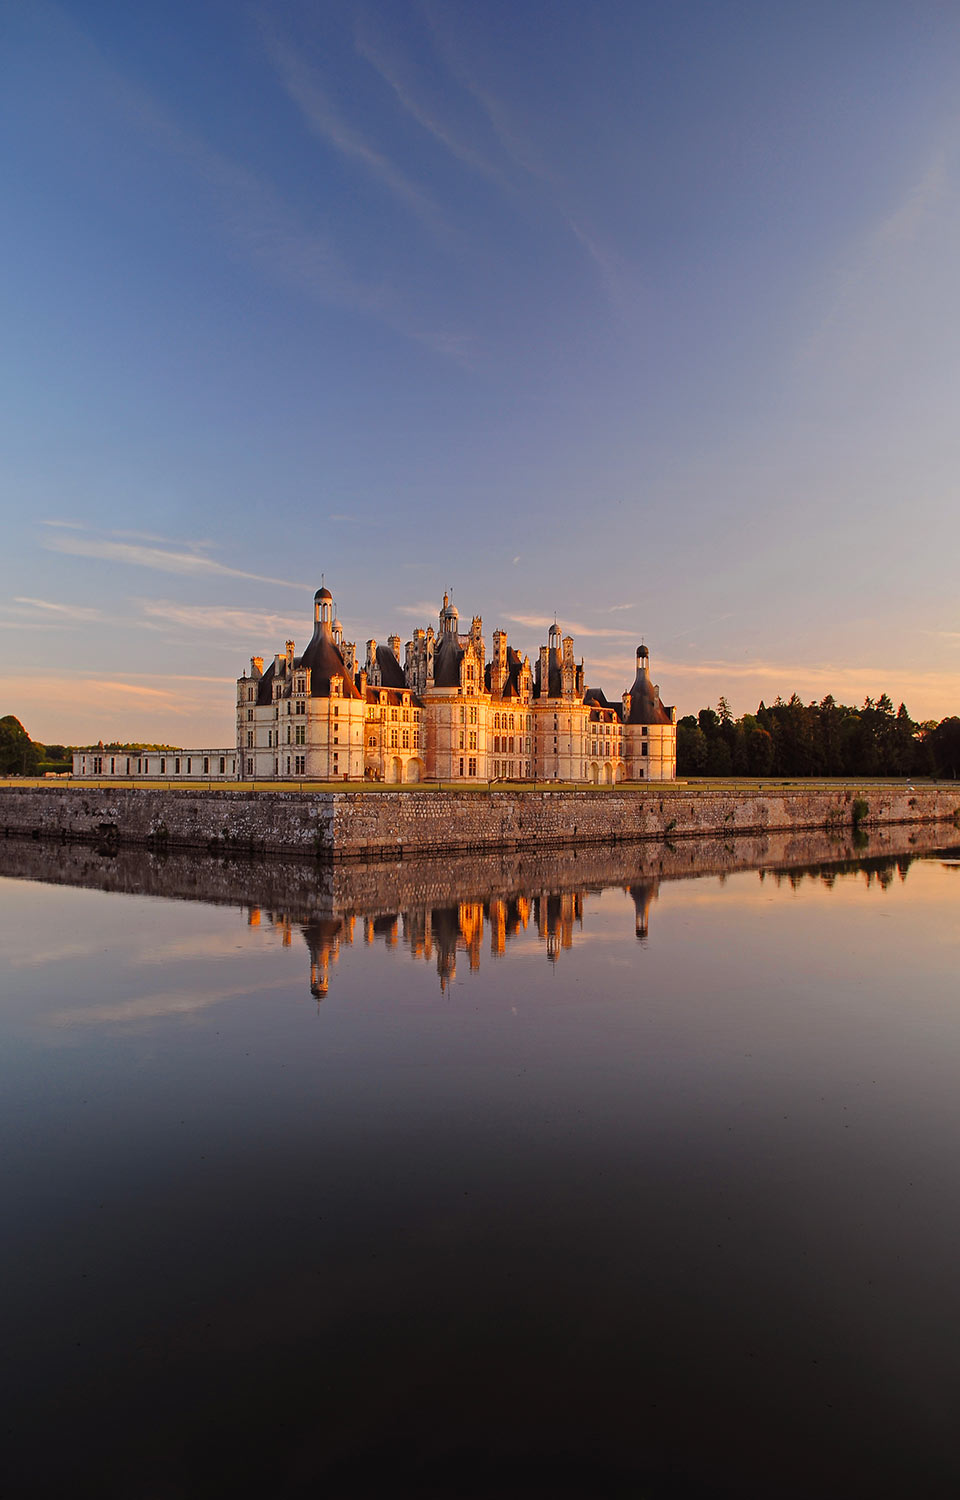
[678,695,960,778]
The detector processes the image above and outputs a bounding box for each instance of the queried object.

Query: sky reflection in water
[1,840,959,1498]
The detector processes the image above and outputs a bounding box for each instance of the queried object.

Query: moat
[2,831,959,1497]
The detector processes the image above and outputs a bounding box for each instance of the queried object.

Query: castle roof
[373,644,407,690]
[626,652,672,725]
[433,631,464,688]
[299,621,361,699]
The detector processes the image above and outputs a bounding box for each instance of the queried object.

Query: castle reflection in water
[249,881,660,1001]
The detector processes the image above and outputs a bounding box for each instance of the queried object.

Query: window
[494,713,500,729]
[296,701,305,715]
[286,756,291,774]
[204,757,209,774]
[494,760,500,777]
[403,708,410,722]
[175,758,181,773]
[468,757,477,776]
[413,731,419,749]
[295,755,305,774]
[287,726,291,744]
[246,731,253,748]
[508,736,514,752]
[295,725,305,745]
[509,715,514,730]
[459,757,464,776]
[334,706,339,718]
[469,706,477,725]
[391,709,398,722]
[187,758,192,773]
[219,757,225,774]
[402,729,410,749]
[469,732,477,750]
[160,758,166,774]
[246,758,253,774]
[247,709,253,722]
[458,731,464,749]
[390,730,398,748]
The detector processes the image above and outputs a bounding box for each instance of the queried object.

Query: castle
[238,586,676,783]
[74,586,676,783]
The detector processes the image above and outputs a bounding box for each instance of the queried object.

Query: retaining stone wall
[1,782,957,861]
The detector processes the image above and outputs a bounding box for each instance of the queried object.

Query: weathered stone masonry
[1,784,957,861]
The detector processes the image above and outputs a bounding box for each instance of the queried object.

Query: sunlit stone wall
[1,784,957,860]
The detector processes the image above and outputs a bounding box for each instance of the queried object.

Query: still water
[1,831,959,1498]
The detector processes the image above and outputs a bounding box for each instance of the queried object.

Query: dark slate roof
[542,648,563,698]
[299,623,361,699]
[487,646,526,699]
[433,632,464,688]
[584,687,614,709]
[364,685,418,707]
[255,660,276,706]
[375,644,407,690]
[626,661,672,725]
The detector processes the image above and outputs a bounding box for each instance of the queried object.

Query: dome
[315,587,333,602]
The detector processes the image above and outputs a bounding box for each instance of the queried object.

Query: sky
[3,0,960,746]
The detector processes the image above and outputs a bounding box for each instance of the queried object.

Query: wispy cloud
[355,13,505,188]
[13,597,104,621]
[43,531,307,589]
[263,25,445,233]
[19,1,469,362]
[504,612,634,639]
[140,600,307,636]
[40,517,86,530]
[394,599,442,619]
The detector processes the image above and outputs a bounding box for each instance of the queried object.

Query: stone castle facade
[236,586,676,783]
[74,585,676,783]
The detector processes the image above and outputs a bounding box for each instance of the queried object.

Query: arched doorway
[405,758,423,783]
[603,761,613,784]
[589,762,599,784]
[389,757,402,783]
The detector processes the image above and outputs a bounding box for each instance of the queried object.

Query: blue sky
[3,0,960,745]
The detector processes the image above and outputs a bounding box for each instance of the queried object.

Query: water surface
[1,833,959,1497]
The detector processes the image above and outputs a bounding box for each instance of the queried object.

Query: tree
[676,718,708,773]
[0,716,41,776]
[929,718,960,779]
